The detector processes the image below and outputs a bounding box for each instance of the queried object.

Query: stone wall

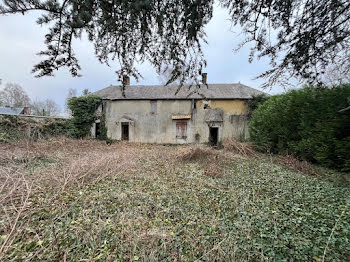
[100,99,250,144]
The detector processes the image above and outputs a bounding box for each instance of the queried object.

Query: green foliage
[41,119,73,137]
[0,0,212,84]
[96,113,108,140]
[0,115,25,142]
[95,113,114,144]
[67,95,101,138]
[249,85,350,170]
[2,142,350,261]
[0,115,72,142]
[1,1,349,86]
[246,93,269,117]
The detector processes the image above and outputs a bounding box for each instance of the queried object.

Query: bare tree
[0,83,31,107]
[157,65,195,85]
[31,99,60,116]
[158,66,180,85]
[0,80,3,106]
[65,88,77,116]
[82,89,90,96]
[323,53,350,86]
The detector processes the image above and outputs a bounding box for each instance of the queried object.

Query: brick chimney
[201,73,207,84]
[122,75,130,86]
[23,107,30,115]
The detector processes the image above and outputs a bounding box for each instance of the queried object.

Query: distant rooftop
[0,107,25,115]
[94,83,265,100]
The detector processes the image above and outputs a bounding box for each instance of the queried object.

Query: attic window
[150,100,157,114]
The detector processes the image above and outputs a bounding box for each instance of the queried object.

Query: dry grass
[221,139,322,177]
[0,139,235,258]
[274,154,318,176]
[176,146,219,162]
[1,138,349,261]
[0,138,180,259]
[223,139,257,157]
[176,146,232,177]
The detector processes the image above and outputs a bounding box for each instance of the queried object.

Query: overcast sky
[0,3,284,109]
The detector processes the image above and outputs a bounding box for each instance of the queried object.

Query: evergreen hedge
[0,115,72,142]
[67,95,101,138]
[249,85,350,171]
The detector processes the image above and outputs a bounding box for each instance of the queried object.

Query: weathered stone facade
[94,82,263,144]
[94,99,248,144]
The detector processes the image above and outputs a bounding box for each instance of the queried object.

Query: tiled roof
[94,83,265,100]
[0,107,24,115]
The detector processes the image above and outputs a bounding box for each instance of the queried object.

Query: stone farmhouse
[93,74,264,145]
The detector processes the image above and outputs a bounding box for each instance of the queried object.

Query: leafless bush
[176,146,230,178]
[0,138,169,258]
[223,139,256,157]
[177,146,218,162]
[0,170,32,259]
[203,162,223,178]
[275,155,318,176]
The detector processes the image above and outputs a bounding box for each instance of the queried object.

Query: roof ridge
[94,83,265,100]
[107,83,244,87]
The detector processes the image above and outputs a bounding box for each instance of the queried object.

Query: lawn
[1,138,349,261]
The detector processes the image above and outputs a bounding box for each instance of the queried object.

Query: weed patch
[1,139,349,261]
[223,139,256,157]
[176,146,218,162]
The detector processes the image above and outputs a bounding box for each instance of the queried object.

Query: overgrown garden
[1,139,349,261]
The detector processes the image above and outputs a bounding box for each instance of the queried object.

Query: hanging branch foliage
[0,0,212,84]
[0,0,349,87]
[221,0,350,87]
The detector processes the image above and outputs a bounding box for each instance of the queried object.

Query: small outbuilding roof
[0,107,24,115]
[94,83,264,100]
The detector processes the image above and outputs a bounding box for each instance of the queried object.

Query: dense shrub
[246,93,270,117]
[42,118,73,137]
[249,85,350,171]
[67,95,101,138]
[0,115,72,142]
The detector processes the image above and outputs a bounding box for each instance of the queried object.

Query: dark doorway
[209,127,218,146]
[121,123,129,141]
[95,122,101,138]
